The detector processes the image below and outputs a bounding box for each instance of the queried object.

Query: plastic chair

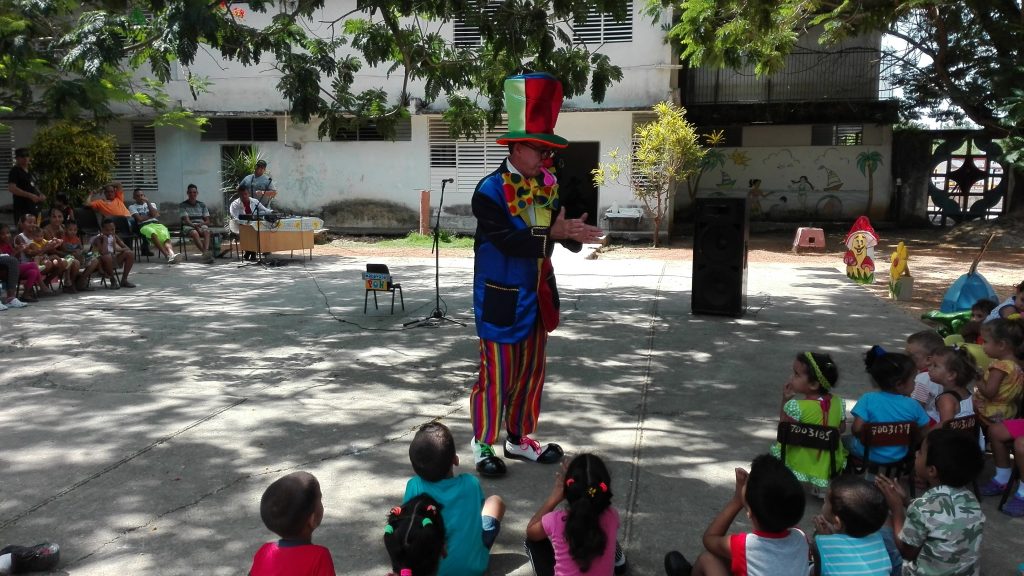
[363,263,404,314]
[73,206,101,239]
[776,421,842,481]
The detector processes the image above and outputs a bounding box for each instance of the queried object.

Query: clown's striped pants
[470,322,548,446]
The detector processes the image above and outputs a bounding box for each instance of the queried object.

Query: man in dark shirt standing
[8,148,44,224]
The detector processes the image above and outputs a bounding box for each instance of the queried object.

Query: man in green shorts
[128,188,182,264]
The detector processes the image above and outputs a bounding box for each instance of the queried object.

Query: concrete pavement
[0,247,1019,574]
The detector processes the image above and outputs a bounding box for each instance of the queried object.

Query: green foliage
[30,122,116,205]
[2,0,628,141]
[221,145,263,195]
[376,231,473,249]
[651,0,1024,166]
[592,102,704,246]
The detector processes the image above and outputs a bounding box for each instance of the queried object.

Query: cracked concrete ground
[0,247,1020,574]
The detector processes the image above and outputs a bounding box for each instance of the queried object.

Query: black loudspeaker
[692,198,748,317]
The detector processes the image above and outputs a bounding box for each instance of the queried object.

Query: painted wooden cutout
[843,216,878,284]
[889,241,913,300]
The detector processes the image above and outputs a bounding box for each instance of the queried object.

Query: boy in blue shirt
[404,423,505,576]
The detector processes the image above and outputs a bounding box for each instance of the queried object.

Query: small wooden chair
[776,421,842,480]
[363,263,403,314]
[851,421,917,494]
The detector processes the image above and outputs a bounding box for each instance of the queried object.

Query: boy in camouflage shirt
[876,428,985,576]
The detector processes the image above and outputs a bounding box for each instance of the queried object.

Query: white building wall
[152,116,431,213]
[135,0,674,116]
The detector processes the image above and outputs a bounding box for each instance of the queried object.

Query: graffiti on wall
[692,147,890,220]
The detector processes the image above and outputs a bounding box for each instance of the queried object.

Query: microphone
[443,178,454,184]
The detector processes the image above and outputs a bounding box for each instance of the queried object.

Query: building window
[201,118,279,142]
[812,124,863,146]
[453,1,502,48]
[0,130,12,183]
[573,0,633,44]
[331,118,412,142]
[112,123,158,195]
[428,118,508,195]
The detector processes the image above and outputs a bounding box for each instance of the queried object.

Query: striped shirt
[815,532,892,576]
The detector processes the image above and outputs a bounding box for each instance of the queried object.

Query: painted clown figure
[469,73,604,477]
[843,215,879,284]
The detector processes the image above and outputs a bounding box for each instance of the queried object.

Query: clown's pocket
[482,281,519,327]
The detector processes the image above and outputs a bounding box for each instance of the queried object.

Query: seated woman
[17,222,69,293]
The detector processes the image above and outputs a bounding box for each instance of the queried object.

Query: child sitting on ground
[91,218,136,289]
[985,281,1024,322]
[383,493,446,576]
[875,428,985,576]
[811,476,893,576]
[905,331,945,425]
[249,471,336,576]
[928,346,977,428]
[973,317,1024,428]
[770,352,846,496]
[844,347,930,467]
[404,422,505,576]
[526,453,627,576]
[664,454,809,576]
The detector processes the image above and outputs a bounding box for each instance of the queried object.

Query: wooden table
[237,218,320,260]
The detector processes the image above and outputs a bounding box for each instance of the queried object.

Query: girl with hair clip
[526,454,627,576]
[973,316,1024,428]
[843,347,930,466]
[770,352,847,497]
[928,346,978,428]
[384,494,446,576]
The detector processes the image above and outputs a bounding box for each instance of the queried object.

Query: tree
[1,0,625,140]
[652,1,1024,169]
[592,102,705,246]
[684,130,726,203]
[30,122,117,205]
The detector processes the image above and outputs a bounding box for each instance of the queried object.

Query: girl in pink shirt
[526,454,623,576]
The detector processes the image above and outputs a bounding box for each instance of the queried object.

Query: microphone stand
[404,178,466,328]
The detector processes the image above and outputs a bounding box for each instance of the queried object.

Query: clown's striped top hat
[495,72,568,149]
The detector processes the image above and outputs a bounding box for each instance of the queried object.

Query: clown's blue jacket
[472,160,582,343]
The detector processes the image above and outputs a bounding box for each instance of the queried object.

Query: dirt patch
[313,225,1021,319]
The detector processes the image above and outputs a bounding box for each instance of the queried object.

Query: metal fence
[684,49,895,104]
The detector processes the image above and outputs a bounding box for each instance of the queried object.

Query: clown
[469,73,604,477]
[843,215,878,284]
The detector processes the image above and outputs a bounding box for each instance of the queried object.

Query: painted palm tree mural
[685,131,728,201]
[856,151,883,217]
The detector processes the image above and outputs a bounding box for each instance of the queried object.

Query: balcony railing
[683,49,895,105]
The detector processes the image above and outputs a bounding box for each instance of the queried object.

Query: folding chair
[363,263,404,314]
[852,421,917,495]
[776,421,842,481]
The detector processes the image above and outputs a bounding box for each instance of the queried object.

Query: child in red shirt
[249,471,336,576]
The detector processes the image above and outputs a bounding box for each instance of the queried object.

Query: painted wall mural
[690,146,892,220]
